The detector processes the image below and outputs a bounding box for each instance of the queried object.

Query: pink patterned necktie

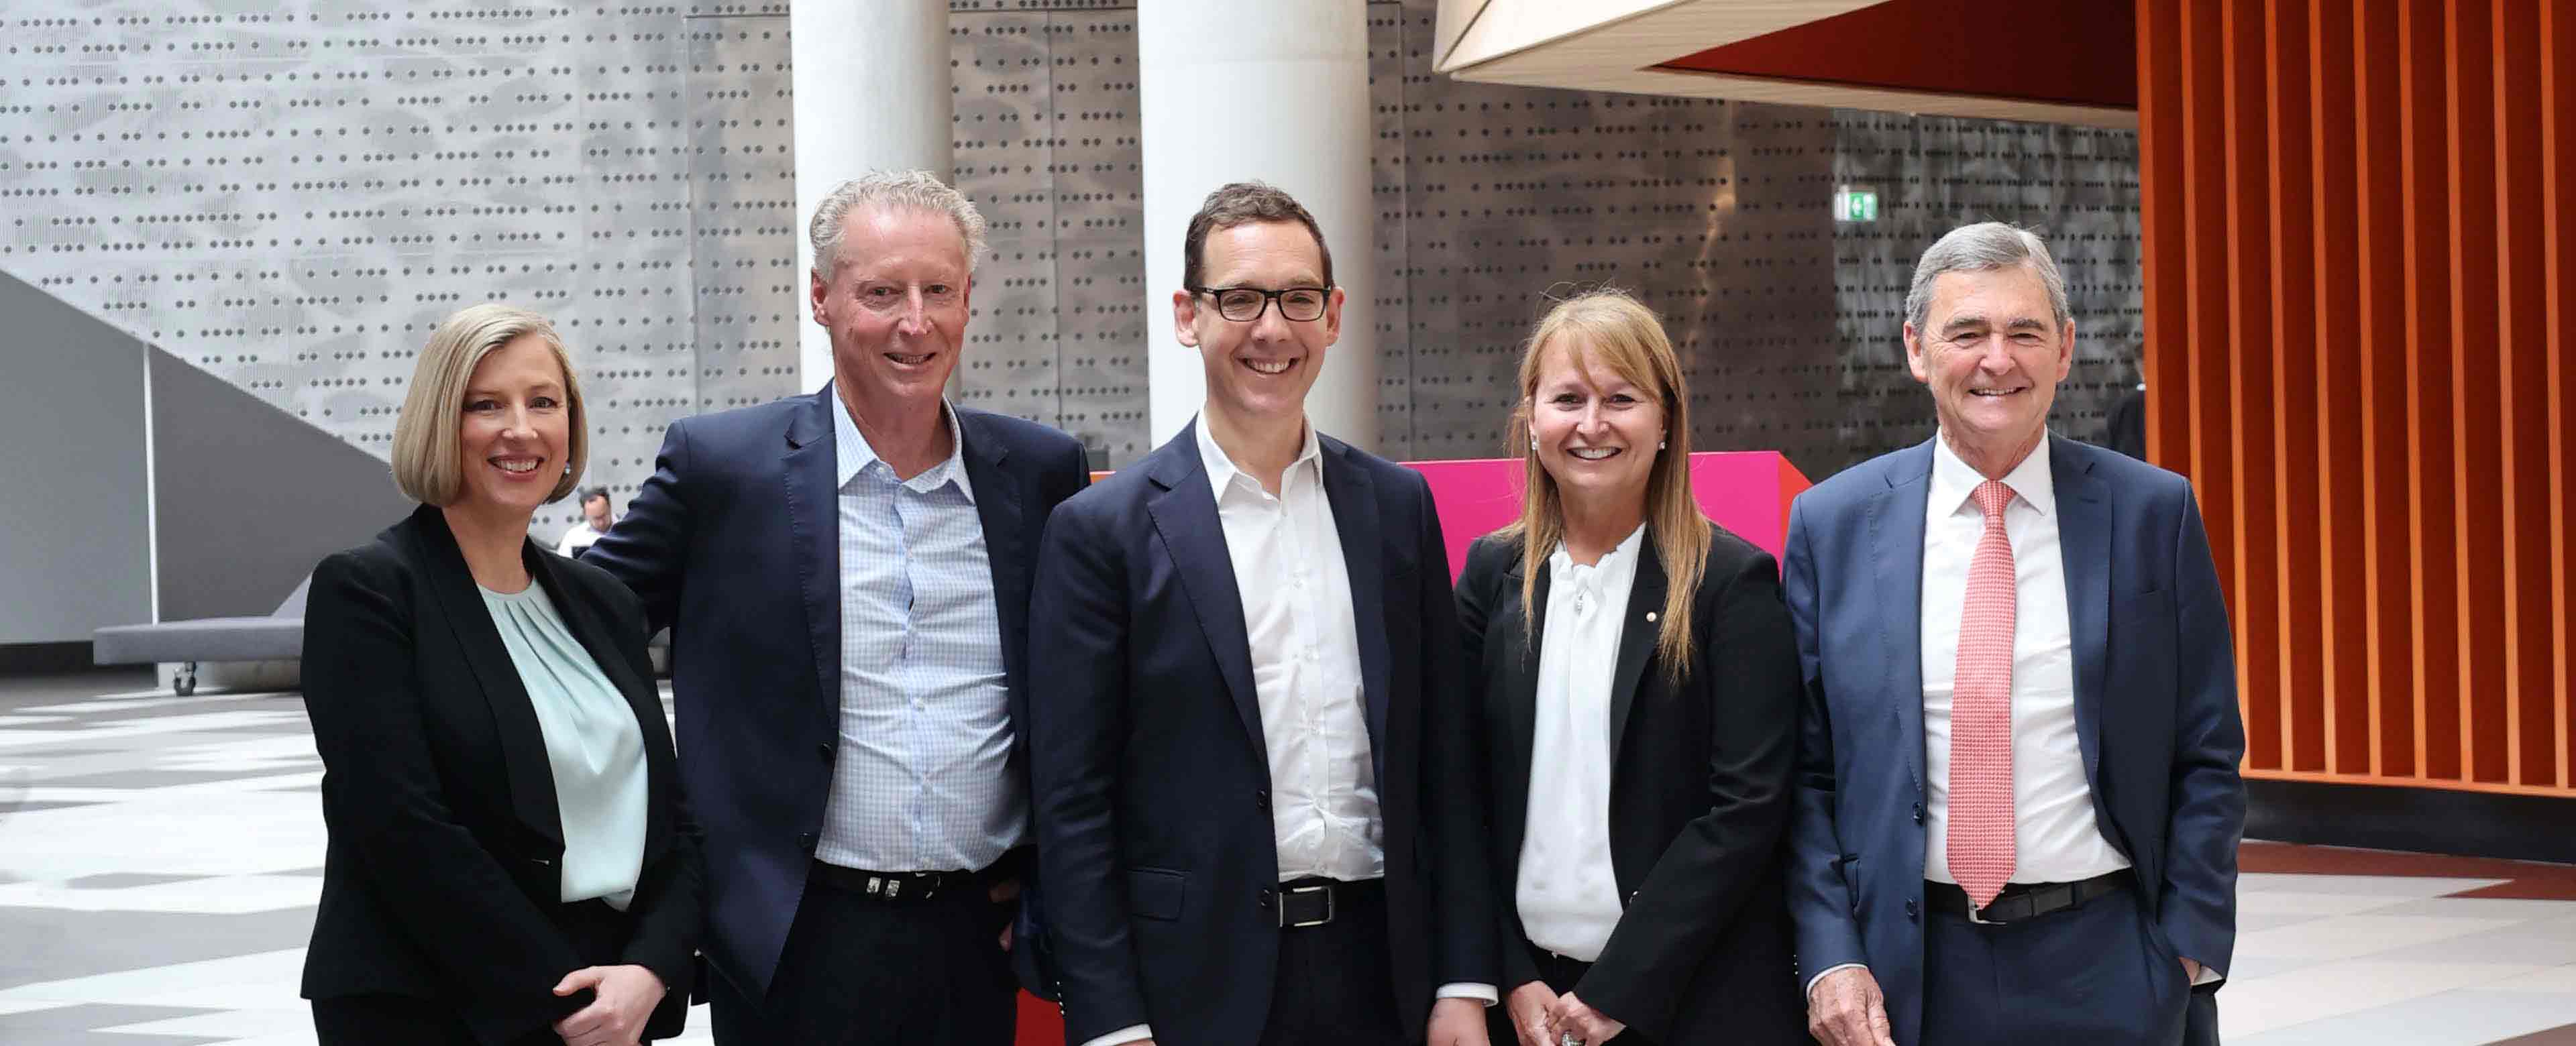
[1949,479,2019,910]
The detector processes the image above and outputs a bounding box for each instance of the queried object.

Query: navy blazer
[300,506,700,1044]
[1027,422,1498,1046]
[1782,435,2246,1046]
[580,386,1091,1000]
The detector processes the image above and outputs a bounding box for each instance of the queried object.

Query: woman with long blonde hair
[1455,290,1803,1045]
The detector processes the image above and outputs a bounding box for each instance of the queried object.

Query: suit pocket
[1126,866,1188,922]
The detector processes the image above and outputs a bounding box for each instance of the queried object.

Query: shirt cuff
[1437,982,1501,1006]
[1076,1025,1152,1046]
[1805,962,1869,1000]
[2188,960,2223,987]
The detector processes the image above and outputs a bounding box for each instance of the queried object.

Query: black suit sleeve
[1578,547,1801,1041]
[581,420,694,633]
[1026,500,1153,1042]
[1011,434,1095,1002]
[299,550,589,1036]
[1415,477,1501,993]
[1452,536,1541,993]
[597,580,703,999]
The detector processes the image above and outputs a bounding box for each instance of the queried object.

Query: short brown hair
[1181,181,1333,290]
[390,304,588,507]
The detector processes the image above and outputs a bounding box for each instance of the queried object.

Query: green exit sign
[1834,189,1879,223]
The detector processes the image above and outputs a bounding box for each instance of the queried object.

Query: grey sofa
[93,579,309,695]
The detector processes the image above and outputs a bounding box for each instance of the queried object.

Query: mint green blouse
[478,581,649,911]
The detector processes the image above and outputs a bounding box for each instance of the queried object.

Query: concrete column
[790,0,953,390]
[1139,0,1378,452]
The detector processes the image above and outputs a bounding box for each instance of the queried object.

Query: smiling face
[453,333,572,519]
[1905,264,2076,468]
[1529,334,1666,512]
[812,205,973,412]
[1175,219,1343,429]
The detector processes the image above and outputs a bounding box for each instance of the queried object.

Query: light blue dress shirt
[478,581,649,910]
[820,394,1020,873]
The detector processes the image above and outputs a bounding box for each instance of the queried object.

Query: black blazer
[1455,524,1804,1044]
[1028,422,1498,1046]
[579,386,1091,1000]
[299,506,700,1045]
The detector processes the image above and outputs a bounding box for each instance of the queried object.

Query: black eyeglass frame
[1187,284,1334,323]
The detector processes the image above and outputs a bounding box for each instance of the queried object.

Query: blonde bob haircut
[389,303,588,507]
[1501,288,1712,684]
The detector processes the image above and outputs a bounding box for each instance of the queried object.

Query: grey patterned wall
[1,0,2139,536]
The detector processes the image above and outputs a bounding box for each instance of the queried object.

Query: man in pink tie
[1783,223,2245,1046]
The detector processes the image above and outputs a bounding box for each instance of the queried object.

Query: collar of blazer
[1496,528,1673,772]
[777,384,1031,717]
[1136,420,1396,778]
[391,504,669,856]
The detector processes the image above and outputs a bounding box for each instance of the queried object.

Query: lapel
[402,506,564,849]
[1607,538,1669,766]
[1142,424,1267,757]
[1319,437,1392,776]
[957,410,1030,689]
[1501,553,1549,813]
[1872,440,1936,795]
[527,545,674,858]
[2050,436,2112,797]
[782,386,841,721]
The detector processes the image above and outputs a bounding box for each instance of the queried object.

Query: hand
[1806,966,1896,1046]
[989,877,1022,952]
[1505,981,1560,1046]
[2180,956,2203,982]
[551,964,665,1046]
[1428,996,1491,1046]
[1548,992,1625,1044]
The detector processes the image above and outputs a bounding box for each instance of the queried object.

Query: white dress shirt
[1515,525,1646,963]
[1919,434,2128,888]
[1080,419,1490,1046]
[818,394,1022,873]
[555,520,607,557]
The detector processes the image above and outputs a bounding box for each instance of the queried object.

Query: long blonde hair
[1499,290,1711,683]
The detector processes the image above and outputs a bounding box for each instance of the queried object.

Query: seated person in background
[557,485,616,557]
[299,302,701,1045]
[1455,290,1805,1046]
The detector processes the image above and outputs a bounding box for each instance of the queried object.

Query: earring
[1658,439,1666,450]
[1529,437,1538,451]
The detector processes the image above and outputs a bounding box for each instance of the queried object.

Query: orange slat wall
[2137,0,2576,797]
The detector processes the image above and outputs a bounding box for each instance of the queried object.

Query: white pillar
[1139,0,1378,452]
[791,0,953,390]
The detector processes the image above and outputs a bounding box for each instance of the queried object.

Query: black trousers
[710,864,1017,1046]
[1489,942,1660,1046]
[1919,884,2192,1046]
[313,898,638,1046]
[1256,878,1407,1046]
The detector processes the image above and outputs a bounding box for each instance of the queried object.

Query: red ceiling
[1656,0,2139,111]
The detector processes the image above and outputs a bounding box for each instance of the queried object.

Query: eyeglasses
[1189,285,1331,323]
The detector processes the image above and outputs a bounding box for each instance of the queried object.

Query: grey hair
[1902,221,2072,333]
[807,170,989,281]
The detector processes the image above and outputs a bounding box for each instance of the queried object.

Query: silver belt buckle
[1284,883,1334,928]
[1965,892,2008,925]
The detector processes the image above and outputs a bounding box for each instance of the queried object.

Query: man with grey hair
[1784,222,2244,1046]
[585,170,1090,1045]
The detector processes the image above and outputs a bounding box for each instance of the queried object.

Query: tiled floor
[4,669,2575,1044]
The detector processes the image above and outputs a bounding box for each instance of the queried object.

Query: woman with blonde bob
[1455,290,1804,1045]
[298,304,700,1046]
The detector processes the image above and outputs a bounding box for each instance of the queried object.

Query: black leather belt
[1275,876,1383,929]
[1926,870,2130,925]
[810,861,975,902]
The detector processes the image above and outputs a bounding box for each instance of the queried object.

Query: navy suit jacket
[581,386,1091,999]
[1027,423,1498,1046]
[1782,435,2245,1045]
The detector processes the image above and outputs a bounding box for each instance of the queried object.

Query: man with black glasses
[1028,181,1498,1046]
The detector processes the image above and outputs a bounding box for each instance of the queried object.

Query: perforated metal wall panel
[1,0,2139,517]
